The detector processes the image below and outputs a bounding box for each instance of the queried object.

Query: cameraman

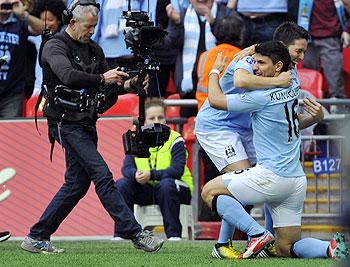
[0,0,44,117]
[114,98,193,241]
[20,0,164,254]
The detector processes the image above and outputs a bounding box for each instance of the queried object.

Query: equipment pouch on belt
[53,85,92,112]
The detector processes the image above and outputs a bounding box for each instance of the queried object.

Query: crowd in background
[0,0,350,119]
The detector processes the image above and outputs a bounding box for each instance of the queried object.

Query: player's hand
[303,97,324,123]
[341,31,350,48]
[135,170,151,184]
[166,3,181,24]
[277,71,292,87]
[103,67,129,85]
[233,44,256,62]
[212,52,228,73]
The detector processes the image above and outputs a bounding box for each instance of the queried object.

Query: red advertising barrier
[0,117,132,238]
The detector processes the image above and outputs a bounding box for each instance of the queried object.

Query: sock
[292,238,329,258]
[264,204,274,236]
[218,219,235,244]
[216,195,265,237]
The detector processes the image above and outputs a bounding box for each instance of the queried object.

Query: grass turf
[0,240,338,267]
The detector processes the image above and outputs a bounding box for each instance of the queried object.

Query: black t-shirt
[0,14,30,98]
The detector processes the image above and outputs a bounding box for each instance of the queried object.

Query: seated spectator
[0,0,44,117]
[114,98,193,240]
[28,0,66,96]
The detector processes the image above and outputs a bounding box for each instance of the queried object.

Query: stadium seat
[134,204,194,240]
[101,93,139,117]
[182,116,196,172]
[25,95,44,118]
[297,69,323,99]
[165,93,181,118]
[165,71,177,97]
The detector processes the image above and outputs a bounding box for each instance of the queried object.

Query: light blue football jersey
[195,56,255,134]
[226,70,304,177]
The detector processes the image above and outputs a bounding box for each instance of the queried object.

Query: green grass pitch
[0,240,339,267]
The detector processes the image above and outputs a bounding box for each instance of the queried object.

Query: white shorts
[222,165,307,228]
[196,130,256,172]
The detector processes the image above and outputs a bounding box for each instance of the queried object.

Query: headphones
[62,0,101,25]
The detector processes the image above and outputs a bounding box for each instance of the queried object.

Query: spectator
[0,0,44,118]
[195,15,243,110]
[299,0,346,102]
[144,0,184,97]
[233,0,288,46]
[92,0,141,70]
[114,98,193,240]
[28,0,66,96]
[172,0,235,117]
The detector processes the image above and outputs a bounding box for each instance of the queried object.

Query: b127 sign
[312,157,341,175]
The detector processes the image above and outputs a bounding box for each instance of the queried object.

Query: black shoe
[0,231,11,242]
[132,230,164,253]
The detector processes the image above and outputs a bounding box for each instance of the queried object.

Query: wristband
[209,69,220,77]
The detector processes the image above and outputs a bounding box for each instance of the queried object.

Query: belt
[247,13,285,24]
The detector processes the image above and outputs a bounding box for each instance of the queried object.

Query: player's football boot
[211,240,241,259]
[328,232,349,260]
[239,231,275,259]
[257,242,277,258]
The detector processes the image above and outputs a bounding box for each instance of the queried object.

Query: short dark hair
[255,41,291,72]
[273,21,310,46]
[32,0,66,25]
[213,15,244,47]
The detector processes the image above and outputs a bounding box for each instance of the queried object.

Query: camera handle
[135,71,147,131]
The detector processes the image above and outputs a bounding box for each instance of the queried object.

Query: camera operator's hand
[124,74,149,93]
[166,3,181,24]
[103,67,129,86]
[135,170,151,185]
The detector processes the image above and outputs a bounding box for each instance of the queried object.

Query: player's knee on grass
[276,240,292,257]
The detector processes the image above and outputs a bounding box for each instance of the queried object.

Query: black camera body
[123,123,171,158]
[121,5,170,157]
[122,10,167,75]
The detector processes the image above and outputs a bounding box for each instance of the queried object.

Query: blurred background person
[28,0,66,97]
[0,0,44,117]
[298,0,347,105]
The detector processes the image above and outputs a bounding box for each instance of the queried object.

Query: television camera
[121,2,170,158]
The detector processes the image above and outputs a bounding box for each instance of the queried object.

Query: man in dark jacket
[20,0,164,254]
